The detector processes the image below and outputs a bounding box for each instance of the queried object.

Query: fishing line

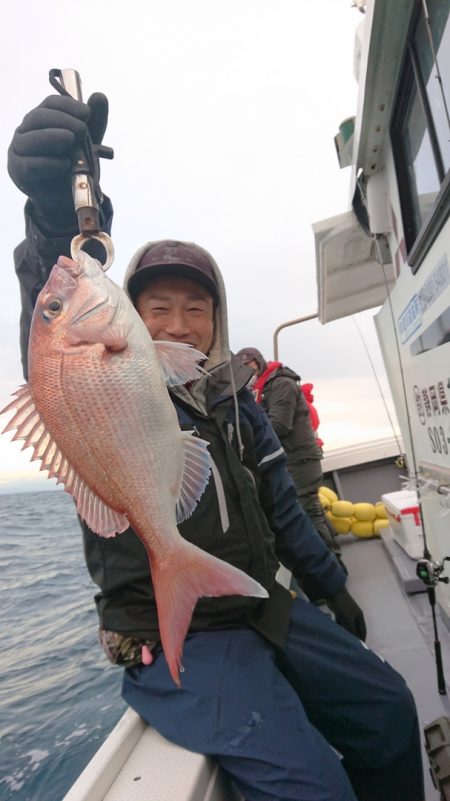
[353,170,429,543]
[381,280,420,473]
[229,355,245,461]
[378,243,431,553]
[351,314,403,457]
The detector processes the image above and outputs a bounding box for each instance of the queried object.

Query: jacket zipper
[188,426,230,534]
[210,457,230,534]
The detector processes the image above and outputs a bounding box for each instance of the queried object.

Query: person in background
[6,90,425,801]
[236,348,345,568]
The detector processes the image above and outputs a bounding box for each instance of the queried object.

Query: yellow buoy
[353,503,376,522]
[351,520,374,538]
[375,502,388,519]
[332,500,354,518]
[373,518,390,535]
[318,492,331,508]
[327,514,352,534]
[319,486,339,504]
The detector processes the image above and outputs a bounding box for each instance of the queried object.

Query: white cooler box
[381,490,424,560]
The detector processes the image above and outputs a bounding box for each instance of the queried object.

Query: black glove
[326,586,367,641]
[8,92,109,233]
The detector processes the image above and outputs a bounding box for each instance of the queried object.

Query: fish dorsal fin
[1,384,129,537]
[176,432,211,523]
[154,341,207,386]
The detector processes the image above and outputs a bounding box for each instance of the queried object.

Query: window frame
[390,0,450,274]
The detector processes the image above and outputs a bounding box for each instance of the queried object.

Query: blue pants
[122,597,424,801]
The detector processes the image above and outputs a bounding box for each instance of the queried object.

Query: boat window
[414,3,450,173]
[401,85,441,237]
[391,0,450,273]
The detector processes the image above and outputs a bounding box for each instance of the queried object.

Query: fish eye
[43,298,63,319]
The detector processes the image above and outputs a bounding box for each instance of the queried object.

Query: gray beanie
[235,347,267,375]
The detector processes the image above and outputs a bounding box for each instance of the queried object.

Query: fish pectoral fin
[176,433,211,523]
[103,324,129,352]
[154,341,207,386]
[1,383,129,538]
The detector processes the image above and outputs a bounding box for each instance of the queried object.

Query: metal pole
[273,313,318,360]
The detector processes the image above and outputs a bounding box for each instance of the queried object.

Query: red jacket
[300,383,323,446]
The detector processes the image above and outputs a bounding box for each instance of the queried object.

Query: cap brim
[128,263,219,303]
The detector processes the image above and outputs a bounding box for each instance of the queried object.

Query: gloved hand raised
[8,92,109,234]
[326,586,367,641]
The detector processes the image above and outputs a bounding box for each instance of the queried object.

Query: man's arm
[264,376,298,438]
[241,390,344,598]
[8,93,111,378]
[242,391,366,639]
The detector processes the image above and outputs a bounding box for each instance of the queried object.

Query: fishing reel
[416,557,450,587]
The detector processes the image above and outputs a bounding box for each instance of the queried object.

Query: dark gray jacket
[260,366,323,462]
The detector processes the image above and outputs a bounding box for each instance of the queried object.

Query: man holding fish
[5,90,424,801]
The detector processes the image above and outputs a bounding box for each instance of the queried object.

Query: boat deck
[343,533,450,801]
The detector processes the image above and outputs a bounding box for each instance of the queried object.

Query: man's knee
[354,678,420,769]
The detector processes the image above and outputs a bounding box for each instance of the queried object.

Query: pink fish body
[2,253,267,684]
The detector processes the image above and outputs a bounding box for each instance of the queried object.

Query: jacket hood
[267,364,301,383]
[123,240,230,373]
[235,347,267,375]
[301,382,314,403]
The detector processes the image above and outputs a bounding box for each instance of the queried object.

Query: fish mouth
[47,264,80,292]
[56,256,83,280]
[53,254,114,325]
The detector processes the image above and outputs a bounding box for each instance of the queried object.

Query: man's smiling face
[135,276,215,355]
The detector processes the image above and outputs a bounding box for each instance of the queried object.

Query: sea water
[0,490,127,801]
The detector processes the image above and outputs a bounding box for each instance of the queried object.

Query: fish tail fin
[152,541,268,686]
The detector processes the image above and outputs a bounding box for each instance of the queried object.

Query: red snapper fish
[2,252,267,685]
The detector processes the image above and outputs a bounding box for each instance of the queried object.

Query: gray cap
[127,240,219,303]
[236,347,267,374]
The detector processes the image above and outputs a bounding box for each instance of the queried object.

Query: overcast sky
[0,1,401,493]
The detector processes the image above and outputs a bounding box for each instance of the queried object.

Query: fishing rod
[416,553,450,694]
